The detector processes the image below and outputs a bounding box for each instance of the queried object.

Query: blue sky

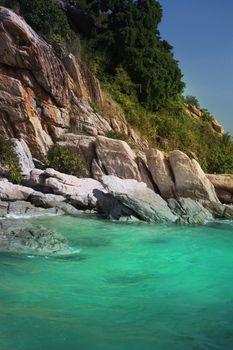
[159,0,233,134]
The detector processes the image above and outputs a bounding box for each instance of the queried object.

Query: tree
[77,0,185,110]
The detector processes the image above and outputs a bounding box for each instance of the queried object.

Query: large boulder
[95,175,178,223]
[168,150,219,203]
[146,149,175,199]
[0,179,33,201]
[44,168,106,209]
[95,136,141,180]
[168,198,213,225]
[207,174,233,204]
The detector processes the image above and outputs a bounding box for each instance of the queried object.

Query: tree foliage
[4,0,77,49]
[77,0,185,110]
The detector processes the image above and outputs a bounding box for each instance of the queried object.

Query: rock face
[95,175,178,223]
[185,104,224,134]
[12,138,35,177]
[0,7,146,158]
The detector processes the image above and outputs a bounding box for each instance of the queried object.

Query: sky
[158,0,233,134]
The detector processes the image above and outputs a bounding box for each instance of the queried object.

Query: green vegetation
[47,144,85,177]
[106,130,129,142]
[0,138,22,184]
[184,95,200,108]
[79,0,184,111]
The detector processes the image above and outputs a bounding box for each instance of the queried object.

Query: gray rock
[44,168,105,209]
[0,220,72,255]
[95,175,177,223]
[168,198,213,224]
[0,179,34,201]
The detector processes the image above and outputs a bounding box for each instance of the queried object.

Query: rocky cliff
[0,7,232,225]
[0,7,146,159]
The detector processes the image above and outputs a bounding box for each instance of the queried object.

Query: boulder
[95,175,177,223]
[207,174,233,192]
[168,150,219,202]
[168,198,213,224]
[211,118,224,134]
[95,136,141,180]
[207,174,233,204]
[146,149,175,199]
[44,168,105,209]
[0,179,33,201]
[0,220,72,255]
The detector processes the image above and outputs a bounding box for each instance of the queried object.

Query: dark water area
[1,215,233,350]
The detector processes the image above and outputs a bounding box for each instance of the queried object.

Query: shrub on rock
[47,144,85,177]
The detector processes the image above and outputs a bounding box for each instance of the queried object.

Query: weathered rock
[207,174,233,192]
[95,136,141,180]
[29,192,66,208]
[168,198,213,224]
[224,205,233,220]
[169,150,219,202]
[207,174,233,204]
[95,175,177,223]
[211,118,224,134]
[12,138,34,177]
[0,7,70,107]
[202,201,227,219]
[64,53,103,106]
[214,189,233,204]
[44,168,105,209]
[23,168,46,189]
[146,149,175,198]
[91,158,104,182]
[0,220,72,254]
[0,179,33,201]
[136,154,156,191]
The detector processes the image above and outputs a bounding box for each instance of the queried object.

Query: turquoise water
[1,215,233,350]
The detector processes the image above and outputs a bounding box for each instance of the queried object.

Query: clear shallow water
[1,215,233,350]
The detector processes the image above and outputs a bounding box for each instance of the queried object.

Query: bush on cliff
[0,138,22,184]
[18,0,76,50]
[47,144,85,177]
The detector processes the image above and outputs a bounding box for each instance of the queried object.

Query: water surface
[1,215,233,350]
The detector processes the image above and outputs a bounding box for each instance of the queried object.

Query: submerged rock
[0,220,72,255]
[95,175,177,223]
